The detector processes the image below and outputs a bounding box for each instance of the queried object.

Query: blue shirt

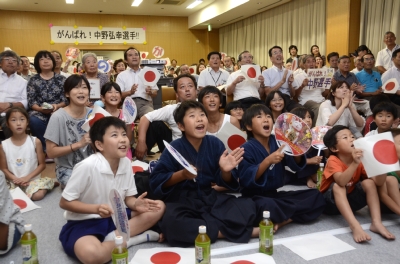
[356,69,382,93]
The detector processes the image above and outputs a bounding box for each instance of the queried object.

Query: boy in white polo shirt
[59,117,165,263]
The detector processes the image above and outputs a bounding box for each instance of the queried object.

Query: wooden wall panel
[326,0,350,56]
[0,10,219,66]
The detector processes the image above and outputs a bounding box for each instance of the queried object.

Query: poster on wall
[50,26,146,44]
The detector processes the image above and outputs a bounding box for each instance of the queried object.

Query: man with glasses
[0,50,28,138]
[226,50,264,110]
[264,46,301,111]
[356,53,382,100]
[20,56,33,81]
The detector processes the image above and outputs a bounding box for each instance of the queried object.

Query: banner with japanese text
[305,68,335,90]
[50,26,146,44]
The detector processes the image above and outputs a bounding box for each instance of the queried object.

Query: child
[150,100,258,247]
[225,100,244,129]
[0,173,25,255]
[321,125,395,242]
[101,82,134,160]
[265,91,287,122]
[363,94,391,135]
[365,101,397,136]
[0,107,56,200]
[59,117,165,263]
[286,107,323,188]
[44,75,94,188]
[238,104,325,232]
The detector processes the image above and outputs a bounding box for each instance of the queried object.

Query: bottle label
[195,242,210,264]
[22,238,38,264]
[112,252,128,264]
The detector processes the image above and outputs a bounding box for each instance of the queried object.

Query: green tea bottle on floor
[21,224,39,264]
[316,163,324,190]
[259,211,273,255]
[195,225,210,264]
[112,236,128,264]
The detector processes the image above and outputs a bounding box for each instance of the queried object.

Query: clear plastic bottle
[112,236,128,264]
[259,211,273,255]
[195,225,210,264]
[21,224,39,264]
[316,163,324,190]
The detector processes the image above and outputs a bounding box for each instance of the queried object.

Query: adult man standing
[226,50,264,110]
[20,56,33,81]
[263,46,301,111]
[356,53,382,100]
[0,51,28,138]
[198,51,229,90]
[117,47,158,118]
[382,49,400,105]
[376,31,400,74]
[135,74,197,160]
[224,55,234,73]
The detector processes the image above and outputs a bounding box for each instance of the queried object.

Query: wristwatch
[9,102,13,108]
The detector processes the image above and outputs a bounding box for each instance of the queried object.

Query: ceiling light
[131,0,143,6]
[187,0,202,9]
[66,0,74,4]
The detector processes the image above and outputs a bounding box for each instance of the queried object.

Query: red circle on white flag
[141,53,146,59]
[227,135,246,150]
[144,71,156,82]
[231,261,255,264]
[373,140,398,164]
[189,68,195,74]
[150,252,181,263]
[385,82,396,91]
[247,67,256,78]
[132,166,144,173]
[14,199,27,209]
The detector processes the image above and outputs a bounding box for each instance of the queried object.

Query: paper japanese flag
[382,78,399,94]
[11,187,41,213]
[216,122,247,152]
[132,160,149,174]
[139,66,161,86]
[140,51,149,60]
[81,105,111,132]
[214,253,276,264]
[353,132,400,177]
[241,65,261,82]
[152,46,165,58]
[130,247,193,264]
[189,65,197,74]
[291,57,298,71]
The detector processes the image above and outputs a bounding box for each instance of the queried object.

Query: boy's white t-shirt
[62,152,137,221]
[365,129,378,137]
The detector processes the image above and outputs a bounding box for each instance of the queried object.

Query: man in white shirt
[116,47,158,118]
[350,56,363,74]
[226,50,264,110]
[376,31,400,74]
[20,56,33,81]
[381,49,400,105]
[135,74,197,160]
[224,55,234,73]
[263,46,301,111]
[0,51,28,138]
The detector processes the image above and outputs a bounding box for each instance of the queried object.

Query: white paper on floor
[130,247,193,264]
[213,253,275,264]
[10,187,41,213]
[131,160,149,173]
[281,233,355,261]
[151,145,159,153]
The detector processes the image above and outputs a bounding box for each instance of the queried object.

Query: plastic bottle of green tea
[316,163,324,190]
[195,225,210,264]
[259,211,273,255]
[112,236,128,264]
[21,224,39,264]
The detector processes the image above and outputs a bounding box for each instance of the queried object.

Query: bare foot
[351,226,371,243]
[273,219,292,233]
[158,233,164,243]
[370,222,395,240]
[307,177,316,188]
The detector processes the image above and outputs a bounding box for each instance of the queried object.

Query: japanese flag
[140,51,149,60]
[11,187,41,213]
[131,160,149,174]
[382,78,399,94]
[214,253,276,264]
[291,57,298,71]
[81,105,111,132]
[241,65,261,82]
[130,247,193,264]
[189,65,197,75]
[139,66,161,86]
[353,132,400,177]
[216,122,247,152]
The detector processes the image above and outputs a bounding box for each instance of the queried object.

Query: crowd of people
[1,30,400,263]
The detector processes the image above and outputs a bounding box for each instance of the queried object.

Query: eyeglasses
[2,58,18,63]
[272,51,283,56]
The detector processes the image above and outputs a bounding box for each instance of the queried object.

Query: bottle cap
[263,211,270,218]
[115,236,123,245]
[319,163,324,167]
[199,225,206,234]
[24,224,32,232]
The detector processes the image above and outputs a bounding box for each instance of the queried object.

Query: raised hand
[134,192,162,213]
[267,144,285,165]
[352,148,363,164]
[219,147,244,172]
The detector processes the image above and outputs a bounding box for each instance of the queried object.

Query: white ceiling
[0,0,290,29]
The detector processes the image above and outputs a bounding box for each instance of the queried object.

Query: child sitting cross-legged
[59,117,165,263]
[321,125,395,243]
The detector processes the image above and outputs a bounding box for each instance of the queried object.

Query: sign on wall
[50,26,146,44]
